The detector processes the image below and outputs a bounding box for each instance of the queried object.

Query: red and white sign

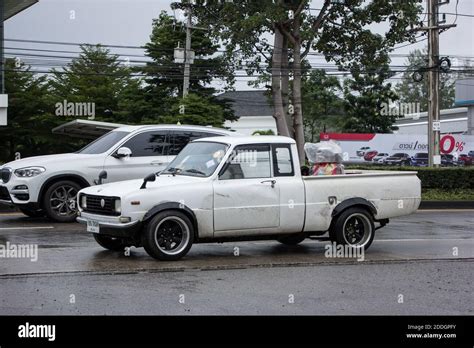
[320,133,474,162]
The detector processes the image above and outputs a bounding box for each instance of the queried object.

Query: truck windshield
[162,142,228,177]
[77,131,130,154]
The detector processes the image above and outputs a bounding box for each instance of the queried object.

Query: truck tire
[42,180,81,222]
[142,210,194,261]
[93,234,131,252]
[278,233,306,245]
[331,207,375,250]
[19,208,45,218]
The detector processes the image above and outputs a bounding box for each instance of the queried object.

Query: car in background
[441,154,455,167]
[383,153,411,166]
[363,150,379,161]
[356,146,371,157]
[373,153,389,163]
[457,154,473,166]
[410,153,428,167]
[0,125,235,222]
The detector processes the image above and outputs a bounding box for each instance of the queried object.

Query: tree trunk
[281,37,293,138]
[292,18,306,164]
[271,27,290,137]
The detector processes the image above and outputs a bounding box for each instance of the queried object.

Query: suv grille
[1,168,12,184]
[0,186,10,201]
[83,194,119,216]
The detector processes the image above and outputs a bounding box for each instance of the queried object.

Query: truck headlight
[14,167,45,178]
[114,199,121,213]
[81,195,87,209]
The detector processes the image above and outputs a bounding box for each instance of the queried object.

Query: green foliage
[140,11,236,123]
[422,188,474,201]
[0,59,66,162]
[395,49,455,112]
[252,130,275,135]
[162,93,225,127]
[347,165,474,190]
[302,70,343,141]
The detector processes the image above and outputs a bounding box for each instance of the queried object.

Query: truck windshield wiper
[162,167,181,176]
[183,169,206,176]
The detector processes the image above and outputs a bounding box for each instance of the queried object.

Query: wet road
[0,210,473,314]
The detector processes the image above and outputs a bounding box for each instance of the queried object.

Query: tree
[0,59,55,162]
[302,70,343,141]
[49,44,140,124]
[342,64,399,133]
[164,93,225,127]
[395,48,455,112]
[195,0,422,163]
[140,11,237,124]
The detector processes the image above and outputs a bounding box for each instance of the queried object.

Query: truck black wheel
[332,207,375,250]
[93,234,131,252]
[42,180,81,222]
[142,210,194,261]
[19,208,45,218]
[277,233,306,245]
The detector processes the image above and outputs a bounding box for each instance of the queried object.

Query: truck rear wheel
[331,207,375,250]
[93,234,131,252]
[142,210,194,261]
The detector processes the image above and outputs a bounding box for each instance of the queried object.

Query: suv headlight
[14,167,46,178]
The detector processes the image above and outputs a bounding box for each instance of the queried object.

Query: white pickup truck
[77,136,421,261]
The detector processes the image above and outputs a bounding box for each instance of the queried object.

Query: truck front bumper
[77,212,143,239]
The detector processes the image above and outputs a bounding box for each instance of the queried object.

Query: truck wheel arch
[331,198,377,218]
[142,202,199,240]
[38,174,90,207]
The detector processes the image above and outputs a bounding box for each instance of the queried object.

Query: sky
[5,0,474,91]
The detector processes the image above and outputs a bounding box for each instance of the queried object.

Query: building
[218,90,277,135]
[395,107,469,135]
[0,0,39,125]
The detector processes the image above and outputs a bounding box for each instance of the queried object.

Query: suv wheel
[142,210,194,261]
[42,180,81,222]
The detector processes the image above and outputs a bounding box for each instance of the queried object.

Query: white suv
[0,125,234,222]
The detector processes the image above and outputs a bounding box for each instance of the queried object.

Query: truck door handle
[150,160,164,166]
[261,180,276,188]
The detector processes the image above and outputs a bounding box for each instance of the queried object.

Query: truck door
[213,144,280,234]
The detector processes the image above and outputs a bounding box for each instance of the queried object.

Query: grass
[422,189,474,201]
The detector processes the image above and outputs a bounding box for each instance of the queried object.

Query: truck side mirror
[114,147,132,159]
[94,170,108,185]
[140,173,156,189]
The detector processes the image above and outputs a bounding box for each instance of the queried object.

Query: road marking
[0,226,54,231]
[0,213,24,216]
[377,238,472,242]
[417,209,474,213]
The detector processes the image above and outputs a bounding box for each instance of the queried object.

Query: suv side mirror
[114,147,132,159]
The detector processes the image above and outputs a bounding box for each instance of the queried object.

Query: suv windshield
[162,142,228,177]
[414,153,428,158]
[77,131,130,154]
[392,153,405,157]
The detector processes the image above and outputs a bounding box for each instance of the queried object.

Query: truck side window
[220,144,271,179]
[272,144,294,177]
[121,131,167,157]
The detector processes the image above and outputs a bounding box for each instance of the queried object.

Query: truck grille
[0,186,10,201]
[83,194,119,216]
[1,168,12,183]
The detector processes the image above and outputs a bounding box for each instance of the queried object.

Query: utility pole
[183,5,192,97]
[414,0,456,166]
[427,0,440,167]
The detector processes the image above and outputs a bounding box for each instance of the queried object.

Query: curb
[418,201,474,210]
